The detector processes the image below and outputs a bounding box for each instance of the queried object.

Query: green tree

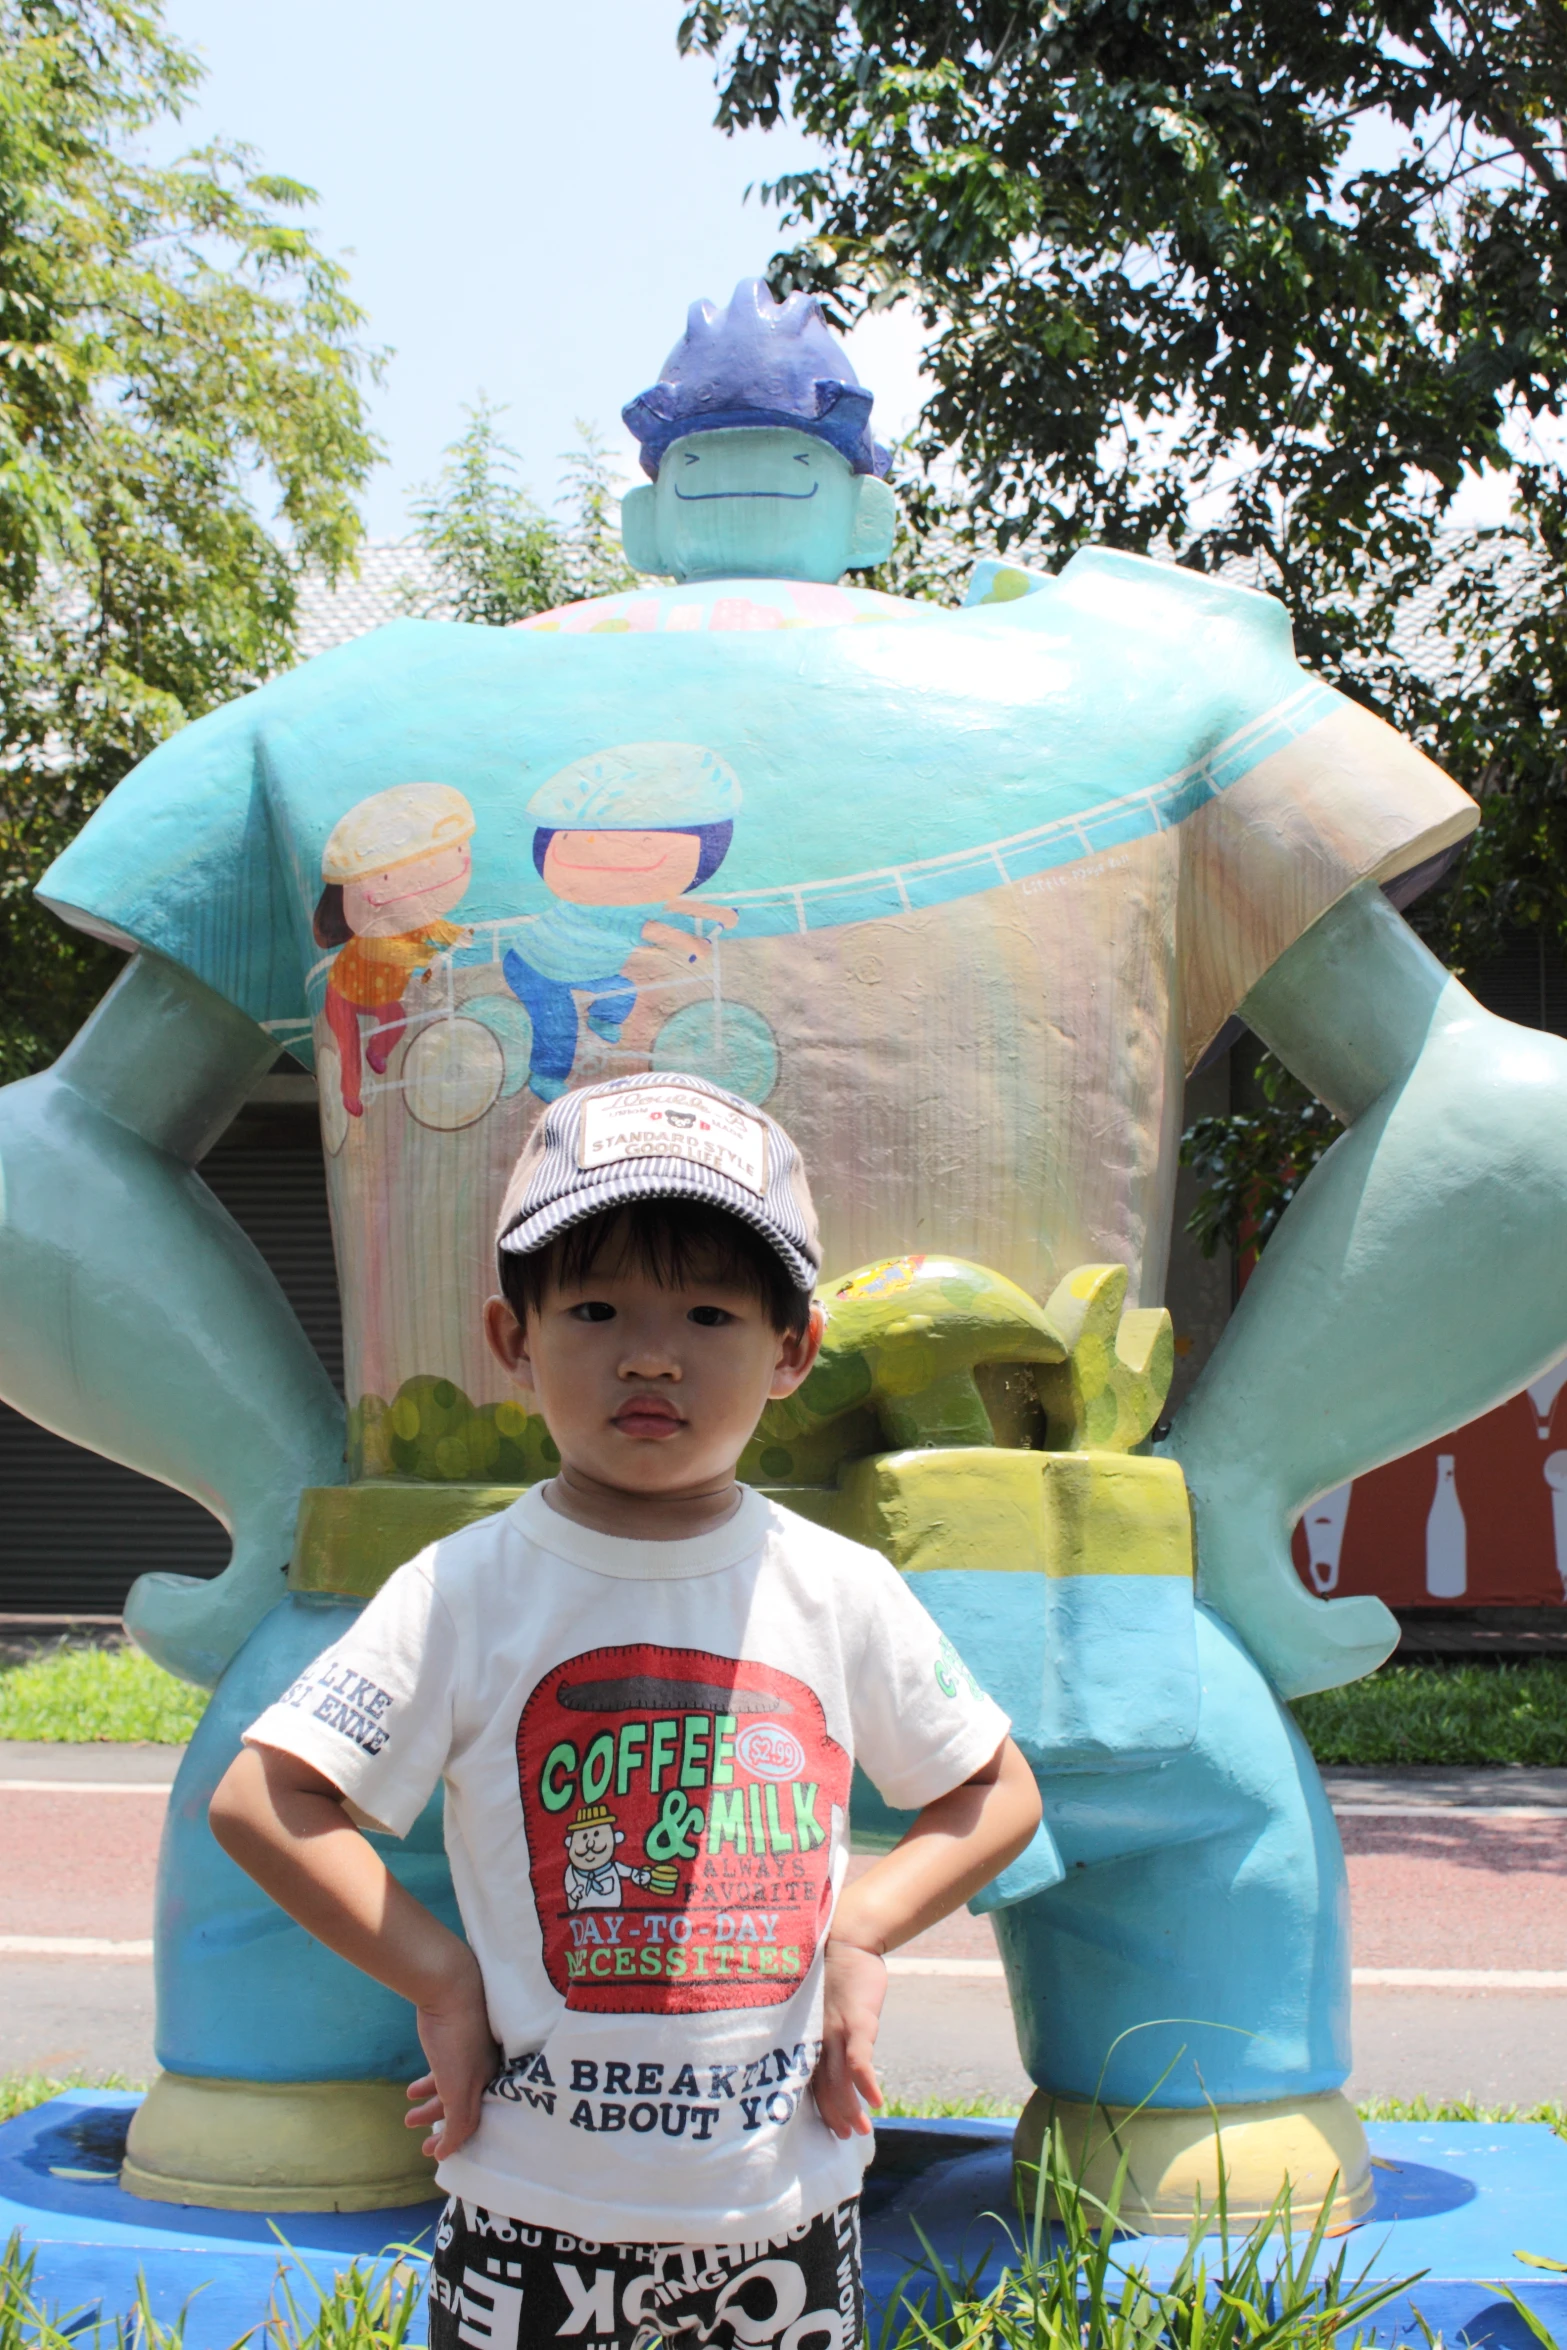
[0,0,379,1082]
[681,0,1567,1251]
[405,403,641,627]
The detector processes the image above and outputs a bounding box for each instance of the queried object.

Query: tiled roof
[294,542,444,661]
[295,534,1534,690]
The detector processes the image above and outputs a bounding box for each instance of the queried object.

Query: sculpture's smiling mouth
[672,482,819,502]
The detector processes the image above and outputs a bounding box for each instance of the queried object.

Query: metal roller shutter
[0,1099,341,1616]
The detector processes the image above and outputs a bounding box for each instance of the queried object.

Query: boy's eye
[687,1305,733,1327]
[569,1301,616,1323]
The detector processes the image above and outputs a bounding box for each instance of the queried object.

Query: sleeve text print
[276,1659,397,1758]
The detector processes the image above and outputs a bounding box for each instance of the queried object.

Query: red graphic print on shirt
[516,1644,849,2014]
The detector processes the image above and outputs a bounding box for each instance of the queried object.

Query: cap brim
[497,1162,818,1293]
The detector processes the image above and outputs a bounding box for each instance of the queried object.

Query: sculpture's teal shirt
[39,550,1473,1433]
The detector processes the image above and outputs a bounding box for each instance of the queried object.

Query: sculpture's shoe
[121,2074,435,2213]
[1013,2088,1374,2235]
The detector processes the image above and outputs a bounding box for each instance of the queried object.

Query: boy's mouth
[612,1396,686,1440]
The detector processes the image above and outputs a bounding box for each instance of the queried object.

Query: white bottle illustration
[1527,1354,1567,1441]
[1302,1482,1354,1595]
[1425,1454,1467,1599]
[1543,1453,1567,1599]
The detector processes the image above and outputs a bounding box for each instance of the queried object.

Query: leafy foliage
[0,0,379,1084]
[404,403,641,627]
[681,3,1562,642]
[1181,1052,1343,1262]
[681,2,1567,1251]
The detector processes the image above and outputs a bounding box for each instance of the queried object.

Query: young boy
[211,1073,1040,2350]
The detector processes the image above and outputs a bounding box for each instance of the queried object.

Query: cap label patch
[578,1085,768,1197]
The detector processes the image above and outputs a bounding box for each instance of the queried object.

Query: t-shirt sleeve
[1048,549,1481,1069]
[848,1551,1011,1811]
[243,1553,458,1836]
[35,685,306,1037]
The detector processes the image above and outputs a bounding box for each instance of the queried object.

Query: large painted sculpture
[4,279,1567,2225]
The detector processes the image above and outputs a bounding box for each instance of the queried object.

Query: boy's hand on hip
[813,1939,887,2140]
[407,1956,499,2159]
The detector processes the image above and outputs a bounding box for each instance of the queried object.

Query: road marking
[0,1935,153,1957]
[1353,1967,1567,1990]
[2,1941,1564,1988]
[2,1784,1560,1816]
[0,1780,171,1795]
[888,1958,1006,1978]
[885,1958,1567,1990]
[1333,1804,1565,1819]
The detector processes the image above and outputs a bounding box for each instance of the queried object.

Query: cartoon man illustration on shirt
[562,1802,656,1911]
[502,743,740,1102]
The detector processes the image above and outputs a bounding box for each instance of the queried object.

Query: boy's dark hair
[499,1196,812,1338]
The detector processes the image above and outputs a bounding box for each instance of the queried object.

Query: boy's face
[484,1238,823,1502]
[542,829,703,908]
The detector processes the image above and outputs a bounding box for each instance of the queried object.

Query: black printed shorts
[426,2191,862,2349]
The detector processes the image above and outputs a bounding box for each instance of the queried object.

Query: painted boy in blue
[502,745,740,1099]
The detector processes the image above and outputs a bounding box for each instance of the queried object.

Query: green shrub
[1293,1660,1567,1768]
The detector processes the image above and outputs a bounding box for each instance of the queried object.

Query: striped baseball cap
[495,1074,820,1292]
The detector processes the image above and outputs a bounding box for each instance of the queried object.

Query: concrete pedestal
[4,2095,1565,2349]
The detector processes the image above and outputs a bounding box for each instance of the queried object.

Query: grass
[0,2228,427,2350]
[5,1638,1567,1767]
[0,1639,203,1744]
[7,2077,1559,2131]
[1357,2093,1567,2132]
[1292,1658,1567,1768]
[0,2072,143,2126]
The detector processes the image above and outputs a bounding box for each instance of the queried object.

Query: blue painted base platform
[4,2095,1566,2347]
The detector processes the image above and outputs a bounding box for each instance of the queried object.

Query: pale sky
[154,0,931,541]
[151,3,1517,547]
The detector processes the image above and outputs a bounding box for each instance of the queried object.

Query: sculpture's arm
[0,954,345,1688]
[1169,881,1567,1700]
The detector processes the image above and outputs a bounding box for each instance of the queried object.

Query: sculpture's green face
[621,426,897,585]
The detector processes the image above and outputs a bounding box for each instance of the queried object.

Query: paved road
[4,1749,1565,2108]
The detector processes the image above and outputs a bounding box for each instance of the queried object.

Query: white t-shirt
[244,1485,1009,2243]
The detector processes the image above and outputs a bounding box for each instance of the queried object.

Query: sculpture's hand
[0,954,344,1688]
[1172,883,1567,1699]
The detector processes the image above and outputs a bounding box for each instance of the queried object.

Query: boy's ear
[620,483,663,575]
[767,1299,826,1402]
[484,1292,532,1384]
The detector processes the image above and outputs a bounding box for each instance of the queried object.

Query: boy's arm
[814,1736,1040,2140]
[209,1744,496,2155]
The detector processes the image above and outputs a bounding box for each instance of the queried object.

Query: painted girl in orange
[313,783,476,1119]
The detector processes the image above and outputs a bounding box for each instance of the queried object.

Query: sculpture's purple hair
[623,278,889,482]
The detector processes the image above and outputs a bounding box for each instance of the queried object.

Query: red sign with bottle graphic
[515,1643,850,2015]
[1290,1371,1567,1607]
